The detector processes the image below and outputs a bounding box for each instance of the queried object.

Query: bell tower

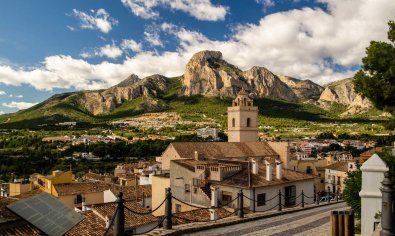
[227,88,258,142]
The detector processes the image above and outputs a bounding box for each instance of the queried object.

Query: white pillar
[275,159,282,180]
[209,209,218,221]
[265,160,272,181]
[211,186,218,207]
[359,154,389,236]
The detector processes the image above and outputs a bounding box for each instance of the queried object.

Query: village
[1,90,393,235]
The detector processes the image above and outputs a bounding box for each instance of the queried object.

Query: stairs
[200,183,211,200]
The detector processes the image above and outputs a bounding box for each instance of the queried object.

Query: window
[306,166,312,174]
[246,118,251,127]
[318,173,321,177]
[175,204,182,213]
[232,118,235,127]
[185,184,190,193]
[321,179,324,183]
[75,194,83,204]
[222,191,232,206]
[349,164,353,169]
[257,193,266,206]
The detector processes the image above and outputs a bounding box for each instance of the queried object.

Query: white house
[359,154,388,236]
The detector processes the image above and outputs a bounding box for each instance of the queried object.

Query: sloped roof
[54,182,111,196]
[92,201,158,229]
[65,211,107,236]
[172,208,232,225]
[170,142,279,160]
[326,162,351,172]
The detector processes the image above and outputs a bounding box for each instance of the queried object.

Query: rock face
[318,78,373,115]
[278,75,323,100]
[181,51,299,102]
[79,74,171,115]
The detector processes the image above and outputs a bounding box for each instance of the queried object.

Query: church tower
[227,89,258,142]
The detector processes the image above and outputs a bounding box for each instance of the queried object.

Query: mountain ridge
[0,50,382,127]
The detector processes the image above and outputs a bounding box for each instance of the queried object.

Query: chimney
[251,159,259,175]
[194,151,199,160]
[82,201,87,211]
[265,160,272,181]
[275,159,282,180]
[211,186,218,208]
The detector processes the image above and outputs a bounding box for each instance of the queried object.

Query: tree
[354,21,395,115]
[343,164,362,219]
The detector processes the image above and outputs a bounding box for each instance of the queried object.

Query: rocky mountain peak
[114,74,140,87]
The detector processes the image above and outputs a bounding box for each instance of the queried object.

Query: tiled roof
[54,182,112,196]
[0,220,39,236]
[326,162,351,172]
[170,142,279,160]
[92,201,158,229]
[172,208,232,225]
[109,184,152,200]
[83,172,116,182]
[65,211,107,236]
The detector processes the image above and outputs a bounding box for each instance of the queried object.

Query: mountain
[0,50,383,128]
[277,75,324,100]
[181,51,299,102]
[318,78,373,115]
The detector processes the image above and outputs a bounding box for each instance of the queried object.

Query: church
[152,89,315,215]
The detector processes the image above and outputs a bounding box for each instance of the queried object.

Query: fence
[103,188,341,236]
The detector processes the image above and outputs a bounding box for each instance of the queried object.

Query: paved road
[184,202,348,236]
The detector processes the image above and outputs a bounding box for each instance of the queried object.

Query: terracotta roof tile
[54,182,111,196]
[171,142,279,160]
[172,208,232,225]
[65,211,107,236]
[326,162,352,172]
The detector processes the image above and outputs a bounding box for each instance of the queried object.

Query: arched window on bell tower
[247,118,251,127]
[232,118,235,127]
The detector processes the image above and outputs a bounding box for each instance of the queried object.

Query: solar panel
[7,192,84,236]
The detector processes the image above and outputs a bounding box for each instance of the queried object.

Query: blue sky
[0,0,394,114]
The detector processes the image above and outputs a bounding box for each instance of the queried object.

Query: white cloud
[121,0,228,21]
[256,0,275,11]
[121,39,142,52]
[71,8,118,33]
[144,30,163,47]
[0,111,4,115]
[81,43,123,59]
[0,0,394,92]
[2,101,38,110]
[9,94,23,98]
[0,91,6,96]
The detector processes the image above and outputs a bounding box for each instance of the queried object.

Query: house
[35,170,74,195]
[53,182,111,209]
[153,90,315,215]
[325,161,356,193]
[7,180,33,197]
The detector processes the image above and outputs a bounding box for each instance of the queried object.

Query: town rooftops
[325,161,353,172]
[67,201,158,235]
[54,182,111,196]
[169,142,279,160]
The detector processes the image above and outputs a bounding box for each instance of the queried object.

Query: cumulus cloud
[121,39,142,52]
[0,0,394,91]
[0,91,6,96]
[121,0,228,21]
[2,101,38,110]
[81,43,123,59]
[0,111,4,115]
[71,8,118,33]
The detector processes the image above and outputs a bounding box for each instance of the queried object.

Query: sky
[0,0,394,114]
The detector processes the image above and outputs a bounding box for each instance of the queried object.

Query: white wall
[359,154,388,236]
